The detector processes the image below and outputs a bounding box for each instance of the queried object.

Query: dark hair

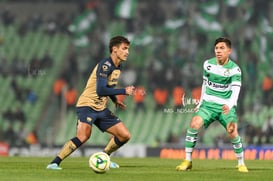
[109,36,130,53]
[214,37,231,48]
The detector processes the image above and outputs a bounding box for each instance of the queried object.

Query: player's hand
[125,85,135,96]
[222,104,230,114]
[115,100,126,110]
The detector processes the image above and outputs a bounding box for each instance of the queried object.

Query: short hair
[214,37,231,48]
[109,36,130,53]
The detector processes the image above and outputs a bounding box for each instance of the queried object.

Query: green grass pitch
[0,157,272,181]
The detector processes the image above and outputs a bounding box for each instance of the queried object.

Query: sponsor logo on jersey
[108,70,120,85]
[104,61,111,67]
[207,80,229,89]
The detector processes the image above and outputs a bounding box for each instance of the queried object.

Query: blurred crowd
[0,0,273,146]
[57,0,273,115]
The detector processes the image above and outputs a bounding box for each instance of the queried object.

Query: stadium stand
[0,0,273,147]
[0,19,71,145]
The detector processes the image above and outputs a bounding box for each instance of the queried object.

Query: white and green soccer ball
[89,152,110,173]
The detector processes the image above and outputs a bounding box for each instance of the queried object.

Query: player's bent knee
[121,132,131,142]
[190,116,203,130]
[77,129,91,142]
[227,127,233,134]
[227,128,233,135]
[226,123,237,136]
[77,134,90,143]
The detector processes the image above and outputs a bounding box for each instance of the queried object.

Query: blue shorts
[76,106,121,132]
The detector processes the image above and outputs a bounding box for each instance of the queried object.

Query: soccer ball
[89,152,110,173]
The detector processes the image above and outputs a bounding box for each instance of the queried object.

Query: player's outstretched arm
[97,78,126,96]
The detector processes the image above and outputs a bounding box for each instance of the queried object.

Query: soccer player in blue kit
[176,37,248,172]
[47,36,135,170]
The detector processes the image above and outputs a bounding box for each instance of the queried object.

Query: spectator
[133,86,146,112]
[13,106,26,125]
[10,78,24,102]
[3,125,17,146]
[65,85,78,111]
[25,130,39,145]
[0,57,11,77]
[15,58,28,77]
[260,116,273,144]
[1,9,15,26]
[166,132,178,144]
[191,86,202,105]
[262,74,273,106]
[53,76,67,102]
[40,53,53,69]
[44,18,57,35]
[29,57,41,77]
[3,106,26,125]
[172,85,184,109]
[26,88,37,104]
[153,87,168,111]
[3,108,14,121]
[244,123,258,145]
[18,20,28,36]
[17,124,28,146]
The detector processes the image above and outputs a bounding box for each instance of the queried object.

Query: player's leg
[47,106,94,170]
[47,121,91,170]
[221,108,248,172]
[104,122,130,169]
[176,115,203,171]
[186,116,204,160]
[96,109,131,168]
[104,122,131,155]
[226,122,248,172]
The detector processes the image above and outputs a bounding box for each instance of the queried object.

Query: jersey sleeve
[96,61,126,96]
[198,61,208,108]
[226,65,241,109]
[109,95,117,103]
[231,66,242,86]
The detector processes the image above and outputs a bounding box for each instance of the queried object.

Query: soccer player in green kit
[176,37,248,172]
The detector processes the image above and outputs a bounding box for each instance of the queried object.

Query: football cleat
[46,163,62,170]
[176,160,192,171]
[237,164,248,172]
[109,161,120,168]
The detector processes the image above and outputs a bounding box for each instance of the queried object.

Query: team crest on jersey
[102,65,109,72]
[224,69,230,77]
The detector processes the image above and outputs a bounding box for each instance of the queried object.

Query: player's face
[114,43,130,62]
[214,42,231,65]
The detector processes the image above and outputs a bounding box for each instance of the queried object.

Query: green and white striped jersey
[201,57,241,108]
